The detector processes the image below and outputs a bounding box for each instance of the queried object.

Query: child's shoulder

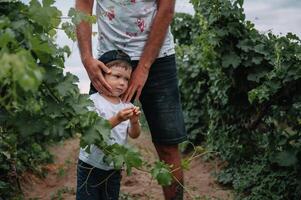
[89,93,106,102]
[90,93,133,108]
[89,93,109,107]
[89,92,100,100]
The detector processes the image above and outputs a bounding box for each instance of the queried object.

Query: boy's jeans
[76,159,121,200]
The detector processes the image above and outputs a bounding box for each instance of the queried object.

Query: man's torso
[96,0,175,60]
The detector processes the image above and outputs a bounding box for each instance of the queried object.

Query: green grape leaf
[151,161,173,186]
[222,52,241,68]
[29,0,62,30]
[270,150,298,167]
[124,146,143,175]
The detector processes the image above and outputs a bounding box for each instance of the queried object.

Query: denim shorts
[89,54,187,145]
[76,160,121,200]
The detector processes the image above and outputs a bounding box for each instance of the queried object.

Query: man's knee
[154,144,180,160]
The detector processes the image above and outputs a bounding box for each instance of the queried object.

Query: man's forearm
[75,0,94,64]
[138,1,175,70]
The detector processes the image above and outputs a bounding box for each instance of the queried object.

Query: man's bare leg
[154,143,184,200]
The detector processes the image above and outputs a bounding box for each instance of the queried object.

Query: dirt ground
[21,133,232,200]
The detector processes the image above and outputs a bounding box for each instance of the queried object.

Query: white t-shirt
[79,93,133,170]
[96,0,175,60]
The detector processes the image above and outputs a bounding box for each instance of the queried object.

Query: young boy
[76,50,141,200]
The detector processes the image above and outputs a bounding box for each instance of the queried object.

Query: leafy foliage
[151,161,173,186]
[0,1,109,198]
[0,1,171,199]
[172,0,301,199]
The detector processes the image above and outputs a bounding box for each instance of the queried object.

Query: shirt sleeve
[88,94,106,118]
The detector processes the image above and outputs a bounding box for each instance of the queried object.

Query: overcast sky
[40,1,301,93]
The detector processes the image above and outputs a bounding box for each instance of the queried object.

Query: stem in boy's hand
[109,108,132,128]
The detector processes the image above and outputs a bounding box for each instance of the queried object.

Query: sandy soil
[21,133,232,200]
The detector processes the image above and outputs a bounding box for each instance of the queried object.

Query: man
[75,0,187,199]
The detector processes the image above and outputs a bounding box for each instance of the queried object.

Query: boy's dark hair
[98,50,132,70]
[106,60,132,71]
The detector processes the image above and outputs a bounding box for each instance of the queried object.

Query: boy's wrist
[130,119,140,125]
[116,115,124,124]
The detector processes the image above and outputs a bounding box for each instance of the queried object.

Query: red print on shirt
[107,9,115,20]
[131,0,136,3]
[126,32,138,37]
[137,18,145,33]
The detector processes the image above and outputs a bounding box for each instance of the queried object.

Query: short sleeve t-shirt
[96,0,175,60]
[79,93,133,170]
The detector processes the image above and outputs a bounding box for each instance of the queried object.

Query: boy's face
[104,65,132,97]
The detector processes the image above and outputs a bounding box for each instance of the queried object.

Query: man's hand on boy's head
[122,65,149,102]
[83,57,112,95]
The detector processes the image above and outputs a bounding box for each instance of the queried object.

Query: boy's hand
[128,106,141,138]
[116,106,141,124]
[130,106,141,123]
[116,107,134,122]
